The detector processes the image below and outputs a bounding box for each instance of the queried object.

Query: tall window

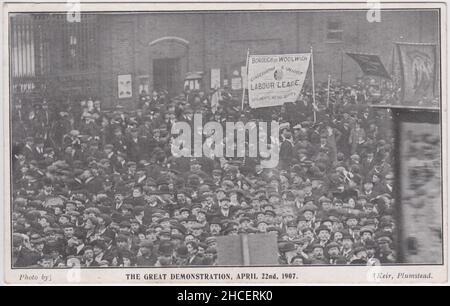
[11,14,99,98]
[326,20,343,42]
[63,15,98,72]
[11,14,98,77]
[10,15,35,79]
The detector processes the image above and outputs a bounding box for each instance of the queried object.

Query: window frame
[326,19,344,43]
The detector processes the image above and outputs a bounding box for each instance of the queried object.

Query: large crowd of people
[11,76,398,267]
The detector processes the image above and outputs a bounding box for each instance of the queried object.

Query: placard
[231,77,242,90]
[216,233,278,266]
[118,74,132,99]
[211,68,221,89]
[398,112,442,263]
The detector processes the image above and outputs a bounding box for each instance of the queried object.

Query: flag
[247,53,311,108]
[396,43,437,104]
[346,53,391,79]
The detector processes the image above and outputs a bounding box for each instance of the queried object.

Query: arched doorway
[148,36,189,97]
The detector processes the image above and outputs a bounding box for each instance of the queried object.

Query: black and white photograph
[1,1,447,285]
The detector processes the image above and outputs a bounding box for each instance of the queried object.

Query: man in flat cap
[136,240,157,267]
[186,241,205,265]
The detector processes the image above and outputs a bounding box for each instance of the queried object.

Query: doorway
[153,58,181,96]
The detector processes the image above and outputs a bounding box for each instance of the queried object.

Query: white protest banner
[248,53,310,108]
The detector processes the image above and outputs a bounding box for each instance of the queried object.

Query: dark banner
[346,52,391,79]
[396,43,437,105]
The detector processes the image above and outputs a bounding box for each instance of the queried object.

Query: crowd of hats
[11,77,398,267]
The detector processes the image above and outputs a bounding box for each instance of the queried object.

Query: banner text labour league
[250,79,302,90]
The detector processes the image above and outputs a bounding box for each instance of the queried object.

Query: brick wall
[96,10,440,108]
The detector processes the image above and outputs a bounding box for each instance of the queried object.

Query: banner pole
[340,48,344,83]
[311,46,317,123]
[390,43,396,75]
[379,75,383,98]
[241,48,250,110]
[326,74,331,108]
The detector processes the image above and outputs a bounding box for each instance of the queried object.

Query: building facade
[10,10,440,108]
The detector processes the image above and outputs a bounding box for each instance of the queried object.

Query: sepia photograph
[1,1,447,285]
